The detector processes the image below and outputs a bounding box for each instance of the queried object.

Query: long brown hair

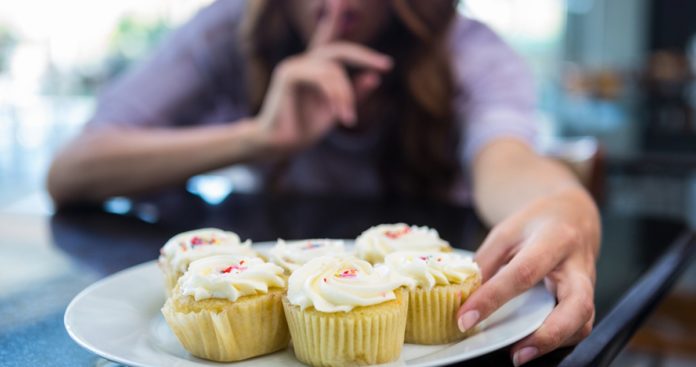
[242,0,460,198]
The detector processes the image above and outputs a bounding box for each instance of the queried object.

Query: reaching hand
[458,188,600,366]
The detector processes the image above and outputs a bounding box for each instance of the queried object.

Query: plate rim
[64,243,554,367]
[64,260,157,367]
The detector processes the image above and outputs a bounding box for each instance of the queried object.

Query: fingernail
[513,347,538,366]
[458,310,479,332]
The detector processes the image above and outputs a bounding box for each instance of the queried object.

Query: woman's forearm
[471,138,589,226]
[464,138,600,365]
[47,119,265,206]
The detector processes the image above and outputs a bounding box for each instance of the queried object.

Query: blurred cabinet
[642,0,696,154]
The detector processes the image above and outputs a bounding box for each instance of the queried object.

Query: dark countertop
[0,191,694,367]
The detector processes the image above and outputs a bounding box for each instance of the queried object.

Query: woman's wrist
[227,117,275,160]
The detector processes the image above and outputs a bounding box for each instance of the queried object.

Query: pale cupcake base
[161,288,289,362]
[405,277,481,344]
[283,290,408,367]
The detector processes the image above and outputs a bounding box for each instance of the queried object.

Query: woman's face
[286,0,392,45]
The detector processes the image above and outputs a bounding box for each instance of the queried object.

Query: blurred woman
[47,1,599,365]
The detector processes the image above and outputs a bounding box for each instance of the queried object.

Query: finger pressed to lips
[309,0,344,48]
[300,0,391,123]
[308,0,392,70]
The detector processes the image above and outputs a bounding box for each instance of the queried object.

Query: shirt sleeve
[87,0,248,130]
[449,17,539,163]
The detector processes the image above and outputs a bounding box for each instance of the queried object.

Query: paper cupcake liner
[405,278,480,344]
[161,289,290,362]
[283,290,408,367]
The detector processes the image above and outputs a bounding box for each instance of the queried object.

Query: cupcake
[355,223,451,264]
[384,251,481,344]
[161,255,289,362]
[283,255,409,367]
[158,228,256,294]
[268,239,346,274]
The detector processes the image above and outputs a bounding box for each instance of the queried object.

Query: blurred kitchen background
[0,1,695,364]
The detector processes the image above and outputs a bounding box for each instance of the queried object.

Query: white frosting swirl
[159,228,255,274]
[384,251,481,290]
[269,239,346,272]
[355,223,450,263]
[179,255,285,301]
[287,255,407,313]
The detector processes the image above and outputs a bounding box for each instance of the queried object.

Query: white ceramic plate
[65,241,554,367]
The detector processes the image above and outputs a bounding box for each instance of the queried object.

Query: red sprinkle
[191,236,204,246]
[336,268,358,278]
[323,278,327,283]
[221,264,247,274]
[384,226,411,239]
